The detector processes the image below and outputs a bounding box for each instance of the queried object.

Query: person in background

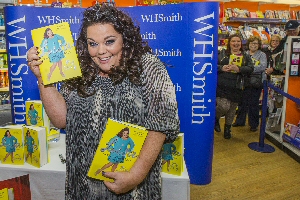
[266,20,300,76]
[263,34,283,76]
[215,34,254,139]
[279,20,299,50]
[26,3,180,200]
[232,36,267,132]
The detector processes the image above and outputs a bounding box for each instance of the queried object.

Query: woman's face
[47,30,53,38]
[230,36,242,52]
[122,131,129,139]
[249,39,259,52]
[87,23,123,76]
[7,131,11,137]
[270,37,280,48]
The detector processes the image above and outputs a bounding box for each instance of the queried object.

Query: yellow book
[161,133,184,176]
[251,57,260,66]
[87,118,148,182]
[31,22,82,85]
[229,54,243,67]
[0,125,24,165]
[0,188,9,200]
[25,100,49,127]
[23,126,48,168]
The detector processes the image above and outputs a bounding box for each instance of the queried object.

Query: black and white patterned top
[60,53,180,200]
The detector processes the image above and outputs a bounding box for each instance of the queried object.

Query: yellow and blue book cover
[26,100,45,127]
[88,118,148,182]
[31,22,82,85]
[0,126,24,165]
[162,133,184,176]
[23,126,47,168]
[25,100,50,137]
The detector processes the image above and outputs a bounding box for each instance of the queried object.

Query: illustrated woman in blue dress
[162,142,177,172]
[2,130,18,163]
[95,127,135,175]
[40,28,66,81]
[28,104,38,125]
[25,130,35,163]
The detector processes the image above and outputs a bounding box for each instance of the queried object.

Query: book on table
[87,118,148,182]
[23,126,48,168]
[161,133,184,176]
[31,22,82,85]
[0,125,24,165]
[0,188,14,200]
[0,174,31,200]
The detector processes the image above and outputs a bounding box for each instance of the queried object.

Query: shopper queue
[215,20,300,139]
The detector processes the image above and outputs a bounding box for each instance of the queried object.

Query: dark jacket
[262,45,285,76]
[217,50,254,103]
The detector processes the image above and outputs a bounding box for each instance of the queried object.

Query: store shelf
[0,67,7,71]
[0,49,6,53]
[0,26,4,31]
[226,17,290,24]
[266,130,281,143]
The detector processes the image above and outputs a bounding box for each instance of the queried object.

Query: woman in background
[263,34,283,76]
[215,34,254,139]
[232,36,267,132]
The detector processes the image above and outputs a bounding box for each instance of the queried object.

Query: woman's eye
[106,39,115,45]
[88,41,98,47]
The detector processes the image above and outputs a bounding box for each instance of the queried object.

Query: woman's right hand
[27,46,43,78]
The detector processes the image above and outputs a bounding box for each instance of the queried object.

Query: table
[0,134,190,200]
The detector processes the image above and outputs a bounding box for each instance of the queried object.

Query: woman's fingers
[27,46,39,62]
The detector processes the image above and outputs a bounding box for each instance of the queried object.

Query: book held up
[31,22,82,85]
[87,118,148,182]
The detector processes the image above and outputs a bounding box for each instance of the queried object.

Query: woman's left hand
[103,171,141,194]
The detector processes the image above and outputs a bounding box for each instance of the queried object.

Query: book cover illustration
[0,126,24,165]
[162,133,184,176]
[23,126,47,168]
[25,100,47,127]
[0,174,31,200]
[251,57,260,66]
[25,100,50,138]
[31,22,82,85]
[229,54,243,66]
[87,118,148,182]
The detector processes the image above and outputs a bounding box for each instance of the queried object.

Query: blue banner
[4,3,219,185]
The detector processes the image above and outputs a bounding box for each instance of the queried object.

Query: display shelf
[265,130,281,142]
[226,17,289,24]
[0,49,6,53]
[282,139,300,157]
[265,36,300,160]
[0,26,4,31]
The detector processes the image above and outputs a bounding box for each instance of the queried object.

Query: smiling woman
[26,3,180,200]
[215,33,254,139]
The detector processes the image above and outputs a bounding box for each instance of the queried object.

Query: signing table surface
[0,134,190,200]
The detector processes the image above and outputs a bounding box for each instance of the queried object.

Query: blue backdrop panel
[4,2,218,185]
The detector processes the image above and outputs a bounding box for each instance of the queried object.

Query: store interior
[1,0,300,199]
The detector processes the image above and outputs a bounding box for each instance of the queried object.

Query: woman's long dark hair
[65,3,152,97]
